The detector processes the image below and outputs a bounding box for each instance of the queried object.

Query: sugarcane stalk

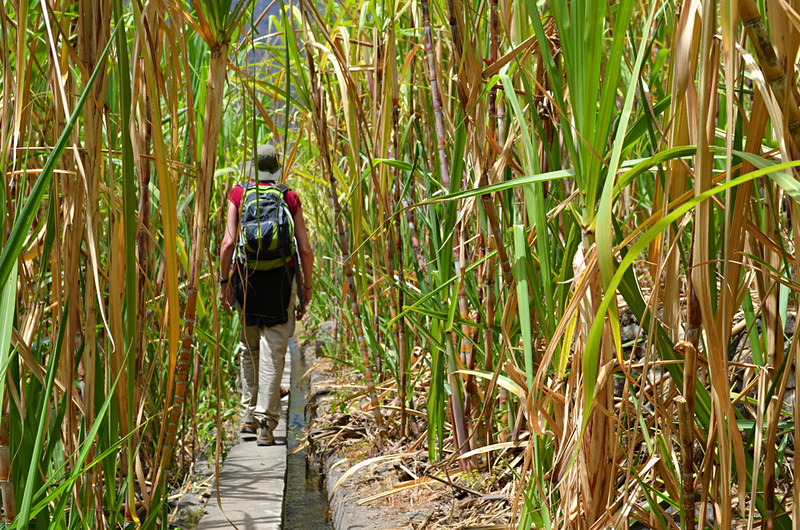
[473,233,487,445]
[676,395,694,530]
[444,0,468,111]
[685,258,705,528]
[421,0,450,189]
[457,226,478,463]
[445,332,469,461]
[305,43,386,431]
[479,0,502,453]
[0,1,9,162]
[581,274,615,523]
[488,0,500,141]
[78,0,111,419]
[419,0,472,453]
[739,0,800,150]
[159,42,228,477]
[445,0,462,64]
[402,192,428,275]
[134,58,153,382]
[399,17,429,278]
[497,96,507,144]
[761,202,785,530]
[480,0,513,287]
[762,304,796,530]
[44,7,81,471]
[676,340,697,530]
[483,236,498,448]
[390,52,409,437]
[78,1,111,519]
[373,241,384,374]
[456,229,475,375]
[0,412,16,522]
[736,6,800,527]
[498,386,510,443]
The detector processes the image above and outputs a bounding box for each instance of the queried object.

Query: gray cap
[256,144,282,181]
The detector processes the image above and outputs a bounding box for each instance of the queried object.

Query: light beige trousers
[239,284,296,430]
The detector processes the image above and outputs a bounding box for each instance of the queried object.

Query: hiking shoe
[240,421,257,434]
[257,425,275,446]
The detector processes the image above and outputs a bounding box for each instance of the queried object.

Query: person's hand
[220,281,233,313]
[296,285,312,320]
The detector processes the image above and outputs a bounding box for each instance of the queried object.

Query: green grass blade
[0,261,17,415]
[513,225,533,387]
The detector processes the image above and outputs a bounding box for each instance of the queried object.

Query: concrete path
[196,343,291,530]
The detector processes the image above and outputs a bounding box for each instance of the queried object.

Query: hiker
[218,144,314,446]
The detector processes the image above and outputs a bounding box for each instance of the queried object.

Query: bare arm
[220,200,239,277]
[293,206,314,318]
[219,200,239,311]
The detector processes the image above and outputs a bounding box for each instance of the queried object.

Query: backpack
[238,182,296,271]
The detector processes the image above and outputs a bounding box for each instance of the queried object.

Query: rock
[620,324,640,346]
[629,501,715,529]
[177,493,202,508]
[170,495,205,529]
[316,320,338,356]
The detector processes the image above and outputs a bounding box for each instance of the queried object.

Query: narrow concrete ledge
[325,455,412,530]
[195,344,291,530]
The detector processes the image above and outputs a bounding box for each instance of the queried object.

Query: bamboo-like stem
[456,226,477,464]
[739,0,800,150]
[372,240,384,373]
[78,0,111,424]
[389,40,409,436]
[46,4,80,475]
[134,57,153,383]
[306,42,386,431]
[488,0,499,142]
[686,280,707,529]
[445,332,469,459]
[738,6,800,528]
[444,0,468,112]
[676,396,694,530]
[402,191,427,275]
[401,17,428,277]
[78,2,111,519]
[480,3,513,287]
[0,412,16,522]
[445,0,462,65]
[761,196,784,530]
[421,0,451,189]
[581,274,615,523]
[160,42,228,477]
[482,236,497,448]
[695,3,734,527]
[419,0,471,454]
[0,0,10,175]
[498,386,510,443]
[479,0,501,453]
[788,178,800,530]
[676,340,697,530]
